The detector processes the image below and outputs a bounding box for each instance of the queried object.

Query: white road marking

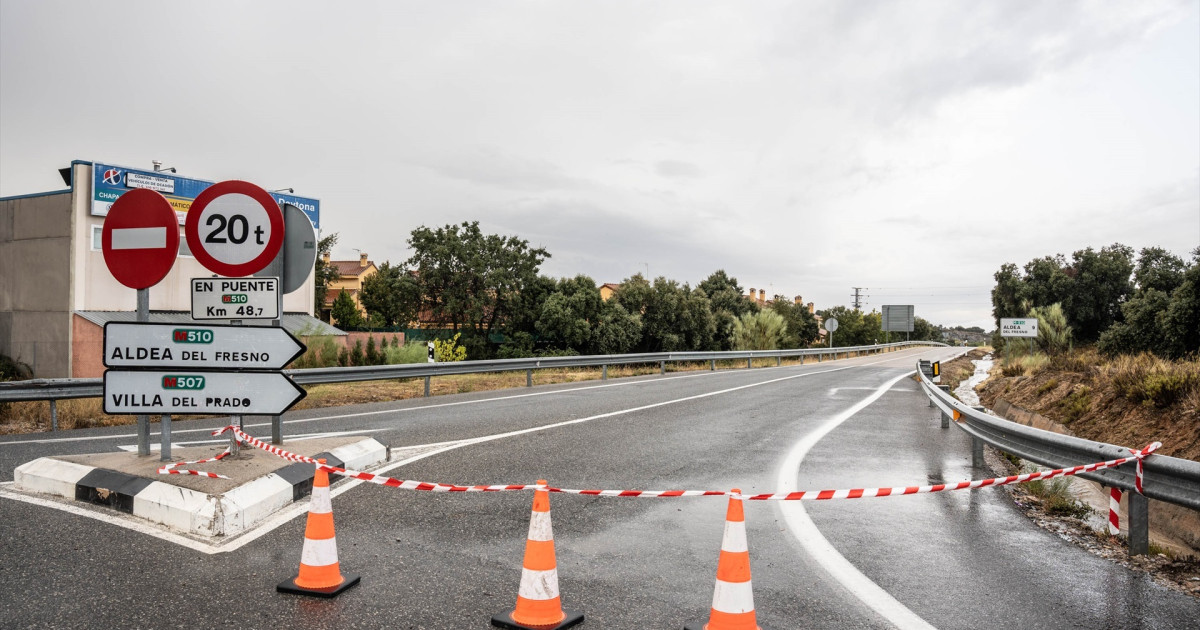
[775,371,938,630]
[114,428,383,452]
[1,348,950,556]
[0,348,934,447]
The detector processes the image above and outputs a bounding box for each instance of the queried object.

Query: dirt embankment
[975,356,1199,462]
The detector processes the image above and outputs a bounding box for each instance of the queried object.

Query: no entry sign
[101,188,180,289]
[185,180,284,277]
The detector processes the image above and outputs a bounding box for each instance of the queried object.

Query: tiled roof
[330,260,374,276]
[323,288,359,307]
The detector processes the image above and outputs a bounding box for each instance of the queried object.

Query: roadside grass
[1021,463,1093,519]
[1107,353,1200,409]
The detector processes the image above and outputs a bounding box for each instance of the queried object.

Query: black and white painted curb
[13,438,387,537]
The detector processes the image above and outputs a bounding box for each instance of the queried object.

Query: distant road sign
[185,180,284,277]
[191,277,280,320]
[103,370,306,415]
[1000,318,1038,338]
[280,204,318,294]
[881,305,915,333]
[103,322,304,370]
[825,318,839,332]
[101,188,180,289]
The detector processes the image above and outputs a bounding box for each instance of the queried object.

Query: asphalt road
[1,347,1197,629]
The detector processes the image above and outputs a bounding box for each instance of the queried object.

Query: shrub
[1109,353,1200,408]
[433,333,468,362]
[1058,386,1091,423]
[386,342,430,364]
[1028,303,1073,355]
[1001,353,1048,377]
[350,340,365,366]
[1036,379,1059,395]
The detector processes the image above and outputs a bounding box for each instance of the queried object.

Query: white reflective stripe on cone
[721,519,748,553]
[310,487,333,515]
[518,567,560,600]
[300,536,340,567]
[711,578,755,614]
[527,510,553,542]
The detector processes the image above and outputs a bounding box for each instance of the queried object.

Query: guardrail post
[971,437,984,468]
[602,365,607,380]
[527,369,533,387]
[660,361,665,375]
[710,360,715,371]
[160,414,172,461]
[938,386,952,428]
[49,399,58,432]
[230,429,240,457]
[776,356,781,367]
[1128,492,1149,555]
[424,376,431,397]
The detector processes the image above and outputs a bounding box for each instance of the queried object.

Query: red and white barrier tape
[207,425,1159,502]
[157,444,235,479]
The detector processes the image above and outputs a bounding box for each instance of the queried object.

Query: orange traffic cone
[492,480,584,630]
[686,490,766,630]
[277,459,360,598]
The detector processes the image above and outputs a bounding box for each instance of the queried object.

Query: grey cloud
[654,160,704,178]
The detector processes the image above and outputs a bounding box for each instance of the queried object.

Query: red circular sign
[101,188,181,289]
[185,180,284,277]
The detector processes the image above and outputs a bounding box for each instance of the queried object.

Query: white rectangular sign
[191,277,279,320]
[103,322,305,370]
[103,370,306,415]
[1000,318,1039,338]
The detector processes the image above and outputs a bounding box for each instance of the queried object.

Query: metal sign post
[136,288,150,456]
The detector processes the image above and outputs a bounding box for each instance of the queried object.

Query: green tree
[1159,249,1200,359]
[406,222,549,347]
[591,301,641,354]
[314,232,339,320]
[613,274,715,352]
[1097,290,1169,356]
[698,270,758,350]
[1023,255,1070,308]
[1062,243,1134,342]
[359,261,421,328]
[732,310,786,350]
[330,289,362,329]
[769,297,819,348]
[1133,246,1187,294]
[911,316,939,342]
[991,263,1025,327]
[536,275,604,351]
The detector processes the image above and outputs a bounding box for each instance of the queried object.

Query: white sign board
[103,370,306,415]
[192,277,280,319]
[1000,318,1039,338]
[103,322,304,370]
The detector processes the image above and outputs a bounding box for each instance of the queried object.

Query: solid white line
[1,348,942,554]
[114,428,383,451]
[1,350,934,447]
[775,371,938,630]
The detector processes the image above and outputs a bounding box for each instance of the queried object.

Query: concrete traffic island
[12,436,386,538]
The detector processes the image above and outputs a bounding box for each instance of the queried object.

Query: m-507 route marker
[103,370,306,415]
[103,322,305,370]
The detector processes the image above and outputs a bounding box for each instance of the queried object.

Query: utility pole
[851,287,867,310]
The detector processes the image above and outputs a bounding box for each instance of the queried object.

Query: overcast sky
[3,1,1197,330]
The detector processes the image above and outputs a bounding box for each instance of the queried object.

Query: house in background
[321,251,376,323]
[599,283,622,301]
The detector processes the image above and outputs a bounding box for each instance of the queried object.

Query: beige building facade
[0,161,321,378]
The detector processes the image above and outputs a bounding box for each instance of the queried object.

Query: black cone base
[491,610,584,629]
[276,573,361,598]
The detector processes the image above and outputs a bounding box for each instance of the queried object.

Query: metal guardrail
[0,341,946,404]
[917,362,1200,511]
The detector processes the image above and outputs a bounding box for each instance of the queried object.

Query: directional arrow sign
[103,322,306,370]
[103,370,307,415]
